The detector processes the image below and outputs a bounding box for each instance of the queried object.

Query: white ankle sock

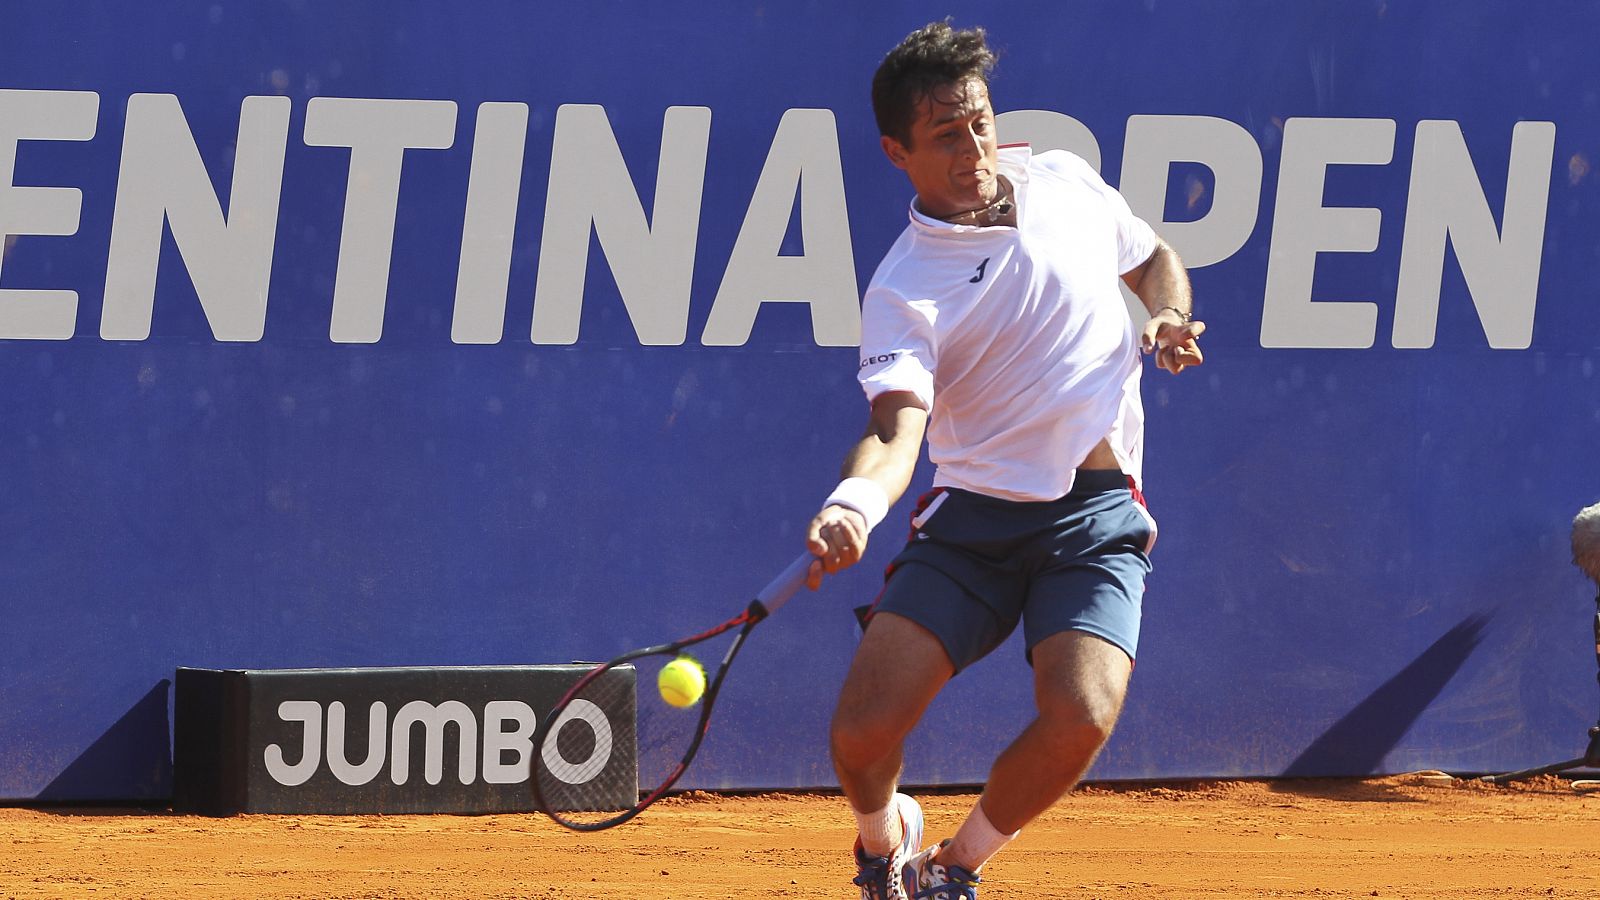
[942,799,1017,872]
[854,797,904,857]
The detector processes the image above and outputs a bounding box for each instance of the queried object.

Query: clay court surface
[2,776,1595,898]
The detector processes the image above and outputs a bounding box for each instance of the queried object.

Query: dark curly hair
[872,21,998,147]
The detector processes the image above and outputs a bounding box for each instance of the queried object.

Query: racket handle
[754,552,814,615]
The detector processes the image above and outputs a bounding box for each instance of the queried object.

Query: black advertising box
[174,665,635,815]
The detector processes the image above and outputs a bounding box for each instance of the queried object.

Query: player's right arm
[805,390,927,589]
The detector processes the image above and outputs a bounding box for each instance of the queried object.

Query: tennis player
[804,21,1205,900]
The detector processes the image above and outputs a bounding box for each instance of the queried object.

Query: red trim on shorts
[1125,475,1148,510]
[856,488,949,630]
[1126,474,1155,657]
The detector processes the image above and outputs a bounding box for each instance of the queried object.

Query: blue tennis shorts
[865,470,1154,672]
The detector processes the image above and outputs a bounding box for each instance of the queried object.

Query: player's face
[882,77,1000,219]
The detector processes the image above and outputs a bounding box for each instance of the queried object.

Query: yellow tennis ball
[658,656,706,708]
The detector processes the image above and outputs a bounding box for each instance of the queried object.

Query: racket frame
[530,553,810,830]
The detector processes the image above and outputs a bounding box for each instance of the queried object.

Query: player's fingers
[805,557,825,590]
[805,518,830,558]
[1159,338,1204,374]
[838,512,867,548]
[1140,319,1161,353]
[1156,345,1177,373]
[836,510,870,562]
[815,523,843,573]
[836,529,866,569]
[835,534,861,568]
[1168,340,1202,373]
[1184,320,1207,340]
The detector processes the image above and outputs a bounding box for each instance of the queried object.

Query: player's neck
[932,176,1014,227]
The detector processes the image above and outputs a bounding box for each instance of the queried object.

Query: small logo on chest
[969,257,990,283]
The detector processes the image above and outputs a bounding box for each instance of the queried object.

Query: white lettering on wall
[452,102,530,345]
[304,97,457,343]
[538,699,613,786]
[0,89,98,340]
[1393,119,1555,349]
[531,104,710,345]
[262,698,548,788]
[1260,117,1396,349]
[0,90,1559,351]
[325,700,388,786]
[390,699,477,786]
[481,700,537,784]
[264,700,323,787]
[704,108,860,347]
[1120,115,1263,268]
[102,93,290,341]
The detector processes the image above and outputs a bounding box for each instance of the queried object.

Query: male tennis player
[804,21,1204,900]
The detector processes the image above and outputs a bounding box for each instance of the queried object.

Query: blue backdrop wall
[2,1,1597,801]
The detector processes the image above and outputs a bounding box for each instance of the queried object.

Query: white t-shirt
[857,145,1158,502]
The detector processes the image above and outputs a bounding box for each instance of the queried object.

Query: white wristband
[824,477,890,532]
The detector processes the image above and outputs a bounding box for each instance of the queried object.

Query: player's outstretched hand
[805,505,868,589]
[1142,312,1206,374]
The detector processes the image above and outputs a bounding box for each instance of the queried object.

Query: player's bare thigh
[833,611,953,741]
[1029,629,1132,733]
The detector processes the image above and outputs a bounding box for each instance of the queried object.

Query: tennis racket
[530,552,813,830]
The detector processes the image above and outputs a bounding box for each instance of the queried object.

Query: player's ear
[881,134,910,170]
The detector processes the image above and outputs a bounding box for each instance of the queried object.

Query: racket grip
[755,552,814,614]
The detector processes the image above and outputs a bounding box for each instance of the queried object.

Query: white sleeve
[1101,178,1159,276]
[857,286,935,410]
[1036,150,1158,275]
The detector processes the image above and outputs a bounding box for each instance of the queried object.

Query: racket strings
[534,620,757,829]
[533,671,637,822]
[531,554,811,831]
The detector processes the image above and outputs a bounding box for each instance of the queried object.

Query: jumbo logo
[262,698,614,788]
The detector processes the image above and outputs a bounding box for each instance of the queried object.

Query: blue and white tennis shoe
[851,792,924,900]
[905,840,981,900]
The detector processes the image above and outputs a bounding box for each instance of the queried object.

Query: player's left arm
[1122,239,1205,374]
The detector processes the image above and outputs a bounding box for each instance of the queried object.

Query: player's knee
[829,705,900,770]
[1037,697,1121,751]
[1044,716,1115,760]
